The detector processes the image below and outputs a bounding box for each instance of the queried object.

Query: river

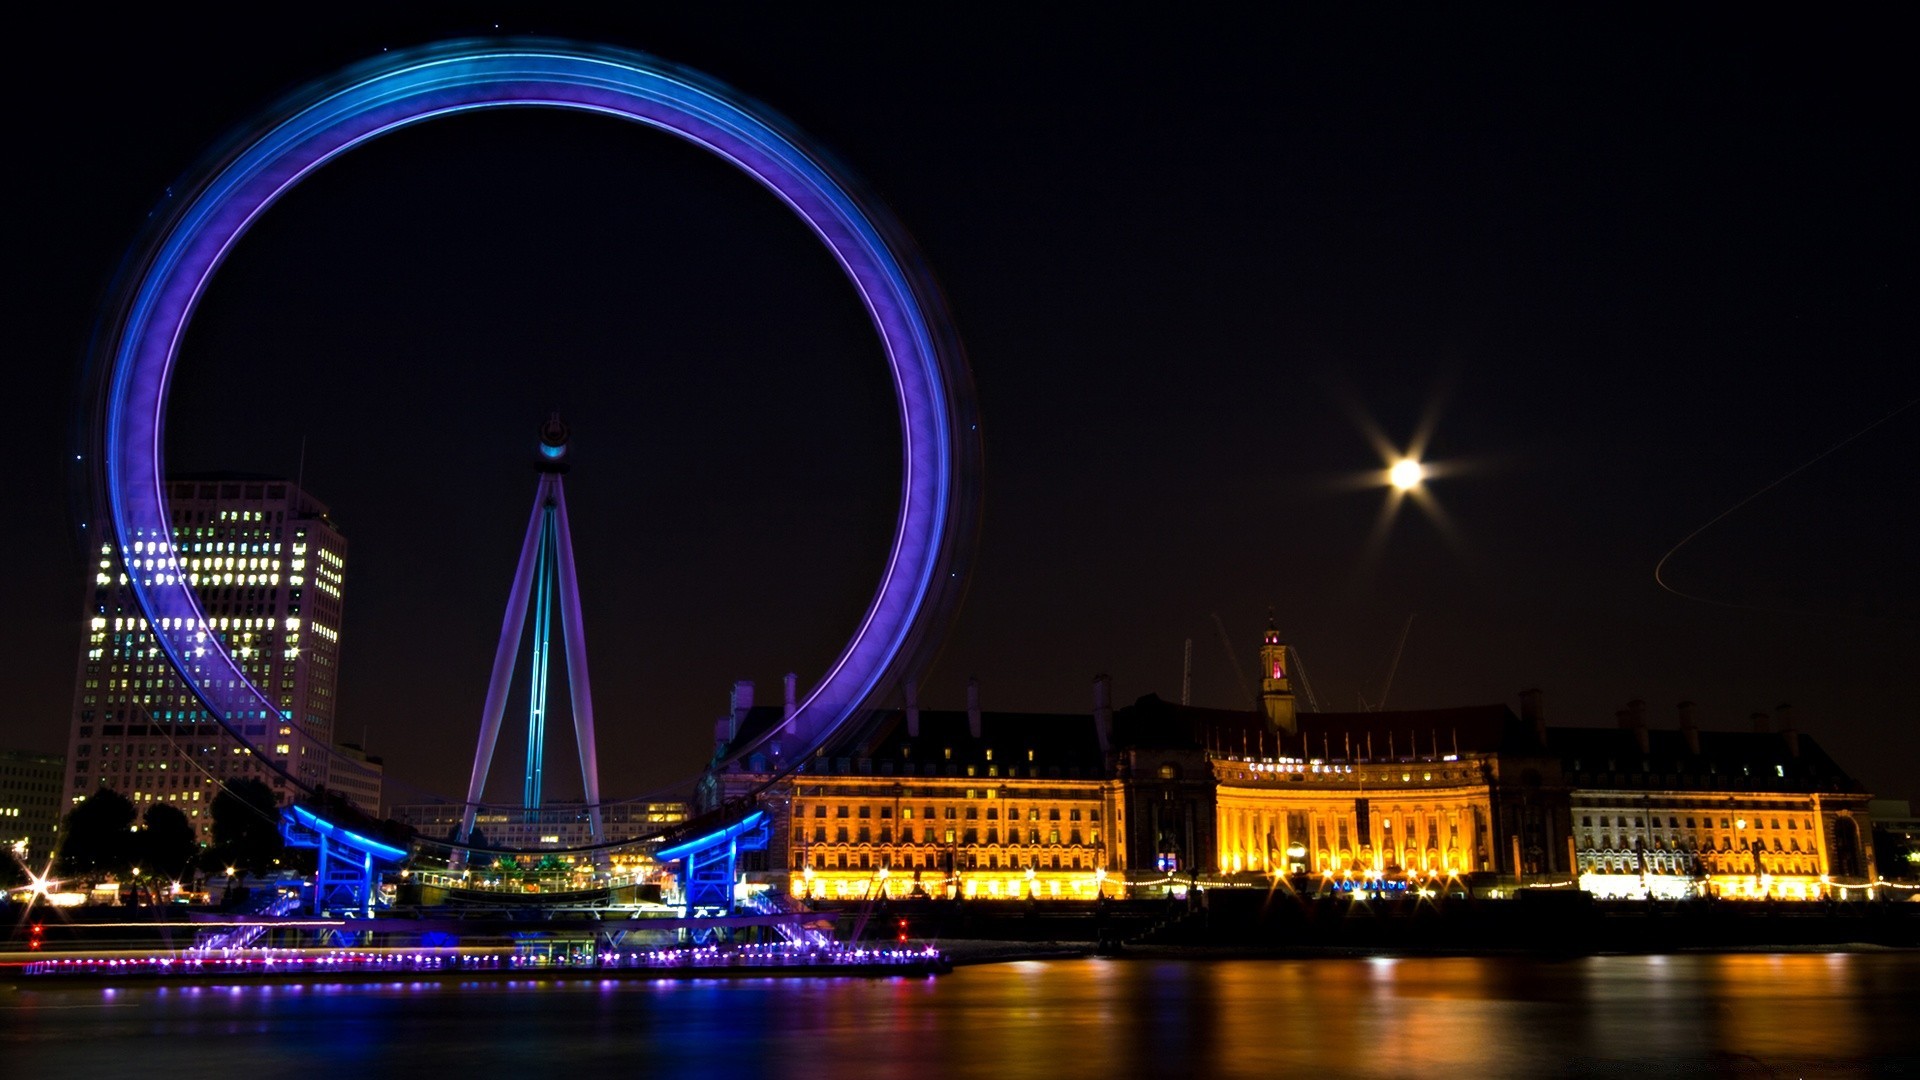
[6,952,1916,1076]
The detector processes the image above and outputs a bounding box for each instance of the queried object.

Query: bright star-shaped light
[16,860,62,917]
[1389,459,1424,491]
[1332,384,1473,561]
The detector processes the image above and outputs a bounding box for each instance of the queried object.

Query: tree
[450,825,488,872]
[57,788,137,878]
[206,778,283,874]
[137,803,200,882]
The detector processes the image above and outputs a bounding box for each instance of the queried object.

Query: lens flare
[1389,459,1424,491]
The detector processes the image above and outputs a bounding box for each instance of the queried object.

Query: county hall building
[700,624,1880,902]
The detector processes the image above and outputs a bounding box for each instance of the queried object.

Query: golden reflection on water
[12,953,1918,1076]
[776,954,1912,1078]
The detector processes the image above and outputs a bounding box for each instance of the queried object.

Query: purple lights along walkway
[96,40,979,841]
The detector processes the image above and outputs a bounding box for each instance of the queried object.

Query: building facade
[327,742,384,816]
[1,750,66,863]
[700,679,1125,901]
[391,799,690,852]
[1560,700,1876,900]
[63,475,348,841]
[695,627,1879,902]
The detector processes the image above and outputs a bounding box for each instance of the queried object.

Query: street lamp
[1734,818,1753,897]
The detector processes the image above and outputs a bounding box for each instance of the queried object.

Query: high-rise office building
[1,749,66,863]
[63,475,348,841]
[328,741,384,816]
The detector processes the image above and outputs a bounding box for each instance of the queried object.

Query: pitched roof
[1546,726,1863,794]
[718,704,1107,780]
[1112,693,1526,756]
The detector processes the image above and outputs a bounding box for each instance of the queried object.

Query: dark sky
[9,8,1916,808]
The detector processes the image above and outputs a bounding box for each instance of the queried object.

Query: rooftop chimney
[967,677,982,739]
[1093,674,1113,756]
[1750,711,1771,734]
[1678,700,1700,756]
[1617,701,1650,755]
[905,680,921,738]
[1628,699,1651,754]
[1777,702,1801,757]
[730,679,754,741]
[1519,688,1547,746]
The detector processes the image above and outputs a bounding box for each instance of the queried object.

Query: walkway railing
[740,889,836,949]
[190,891,304,952]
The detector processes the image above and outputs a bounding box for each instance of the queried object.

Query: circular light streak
[1388,458,1424,491]
[95,39,979,828]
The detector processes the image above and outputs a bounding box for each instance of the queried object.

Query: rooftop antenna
[294,434,308,510]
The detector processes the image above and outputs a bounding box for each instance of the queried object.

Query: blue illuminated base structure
[653,810,770,942]
[280,806,408,917]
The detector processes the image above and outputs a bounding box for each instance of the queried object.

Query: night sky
[9,9,1915,808]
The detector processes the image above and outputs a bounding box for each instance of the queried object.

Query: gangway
[653,808,771,942]
[279,805,408,916]
[191,891,303,952]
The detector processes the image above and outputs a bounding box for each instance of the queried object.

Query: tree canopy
[56,788,136,878]
[206,778,283,874]
[137,802,200,881]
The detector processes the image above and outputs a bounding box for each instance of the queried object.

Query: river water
[6,953,1917,1077]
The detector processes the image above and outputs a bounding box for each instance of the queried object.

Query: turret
[1259,619,1298,735]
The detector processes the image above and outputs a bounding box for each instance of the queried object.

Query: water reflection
[7,953,1916,1076]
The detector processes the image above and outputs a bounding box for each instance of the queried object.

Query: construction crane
[1286,645,1324,713]
[1210,612,1258,710]
[1359,614,1417,712]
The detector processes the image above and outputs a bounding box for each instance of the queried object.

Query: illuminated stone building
[701,673,1580,899]
[1181,628,1876,899]
[1,749,66,862]
[62,475,348,841]
[1560,700,1876,900]
[1117,624,1565,886]
[1154,626,1878,898]
[701,677,1125,901]
[698,624,1879,902]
